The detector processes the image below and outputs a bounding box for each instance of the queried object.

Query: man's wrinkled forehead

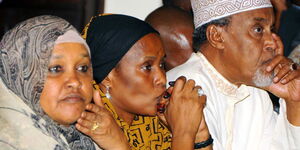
[191,0,273,28]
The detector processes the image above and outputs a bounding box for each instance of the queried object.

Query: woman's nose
[154,69,166,88]
[65,72,82,89]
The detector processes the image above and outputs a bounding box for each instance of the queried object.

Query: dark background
[0,0,104,38]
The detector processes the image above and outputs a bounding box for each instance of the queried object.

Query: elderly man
[167,0,300,149]
[145,6,194,71]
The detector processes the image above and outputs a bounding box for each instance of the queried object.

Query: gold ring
[91,122,100,131]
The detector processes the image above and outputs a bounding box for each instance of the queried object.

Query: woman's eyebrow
[51,53,89,59]
[51,55,63,59]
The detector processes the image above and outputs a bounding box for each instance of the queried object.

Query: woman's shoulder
[0,108,60,150]
[0,81,62,149]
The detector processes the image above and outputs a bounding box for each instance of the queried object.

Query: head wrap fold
[82,14,158,83]
[0,15,95,150]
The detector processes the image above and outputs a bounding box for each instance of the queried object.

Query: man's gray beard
[252,67,275,88]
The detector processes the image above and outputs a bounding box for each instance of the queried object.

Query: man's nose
[263,33,277,53]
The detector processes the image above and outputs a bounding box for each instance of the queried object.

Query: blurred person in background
[146,6,194,71]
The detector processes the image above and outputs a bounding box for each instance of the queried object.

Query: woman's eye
[48,65,62,73]
[78,65,89,72]
[254,26,263,33]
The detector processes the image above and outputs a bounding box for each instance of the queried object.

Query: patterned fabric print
[0,15,95,150]
[92,83,171,150]
[191,0,272,28]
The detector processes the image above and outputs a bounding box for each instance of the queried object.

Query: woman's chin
[140,108,157,116]
[56,116,79,126]
[53,109,84,126]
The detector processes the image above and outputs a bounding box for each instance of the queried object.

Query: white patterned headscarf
[191,0,273,28]
[0,15,96,150]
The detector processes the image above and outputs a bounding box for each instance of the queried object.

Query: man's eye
[48,65,62,73]
[78,65,89,72]
[254,26,263,33]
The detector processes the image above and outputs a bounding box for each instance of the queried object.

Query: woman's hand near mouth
[76,90,130,150]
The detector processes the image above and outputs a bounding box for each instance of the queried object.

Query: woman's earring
[105,86,111,99]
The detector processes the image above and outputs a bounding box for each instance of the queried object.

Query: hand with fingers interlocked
[76,90,130,150]
[161,76,211,150]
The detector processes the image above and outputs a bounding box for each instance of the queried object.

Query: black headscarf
[83,14,158,83]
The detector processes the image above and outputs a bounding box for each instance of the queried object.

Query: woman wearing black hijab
[78,14,211,150]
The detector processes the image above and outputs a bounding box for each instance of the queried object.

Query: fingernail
[273,77,279,82]
[163,92,171,99]
[266,66,272,72]
[168,81,175,87]
[281,79,286,84]
[81,112,86,117]
[78,118,82,123]
[86,104,92,109]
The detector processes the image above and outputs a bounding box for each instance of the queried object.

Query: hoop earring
[105,86,111,99]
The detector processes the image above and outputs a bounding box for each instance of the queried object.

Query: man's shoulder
[167,53,205,79]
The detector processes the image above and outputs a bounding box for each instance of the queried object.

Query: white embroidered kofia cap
[191,0,273,29]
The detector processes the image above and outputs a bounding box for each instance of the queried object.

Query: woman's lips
[156,93,166,113]
[61,93,84,103]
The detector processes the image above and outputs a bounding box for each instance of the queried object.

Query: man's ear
[206,25,225,49]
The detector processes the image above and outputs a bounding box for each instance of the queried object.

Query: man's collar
[196,52,250,100]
